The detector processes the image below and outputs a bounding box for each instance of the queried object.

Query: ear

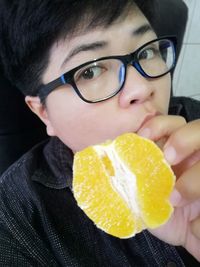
[25,96,56,136]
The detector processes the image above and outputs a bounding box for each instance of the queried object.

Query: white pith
[94,143,140,216]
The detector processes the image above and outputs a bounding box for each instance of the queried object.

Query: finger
[185,227,200,262]
[172,150,200,177]
[175,161,200,202]
[191,216,200,239]
[163,119,200,165]
[138,115,186,142]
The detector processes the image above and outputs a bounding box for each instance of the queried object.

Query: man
[0,0,200,265]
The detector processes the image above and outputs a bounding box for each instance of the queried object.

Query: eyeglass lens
[137,39,174,77]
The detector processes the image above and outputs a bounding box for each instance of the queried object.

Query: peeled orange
[72,133,175,238]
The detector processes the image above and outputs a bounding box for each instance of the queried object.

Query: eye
[139,47,158,60]
[75,65,106,82]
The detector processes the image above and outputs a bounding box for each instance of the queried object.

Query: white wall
[173,0,200,100]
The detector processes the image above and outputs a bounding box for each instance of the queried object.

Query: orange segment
[73,133,175,238]
[114,133,175,228]
[73,147,143,238]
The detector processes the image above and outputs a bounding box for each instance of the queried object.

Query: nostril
[150,91,154,98]
[130,91,154,105]
[130,99,137,104]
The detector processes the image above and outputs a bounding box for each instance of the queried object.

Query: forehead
[60,5,149,46]
[43,7,153,83]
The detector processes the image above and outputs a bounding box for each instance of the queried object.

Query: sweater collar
[32,137,74,189]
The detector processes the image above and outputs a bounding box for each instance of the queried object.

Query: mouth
[136,111,162,133]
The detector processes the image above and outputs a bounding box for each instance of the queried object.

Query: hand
[138,115,200,261]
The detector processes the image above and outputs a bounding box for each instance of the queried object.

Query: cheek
[155,74,171,114]
[46,94,110,151]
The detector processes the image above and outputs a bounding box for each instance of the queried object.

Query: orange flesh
[73,133,175,238]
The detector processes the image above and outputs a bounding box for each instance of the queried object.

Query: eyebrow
[132,24,153,36]
[61,41,108,68]
[61,23,153,68]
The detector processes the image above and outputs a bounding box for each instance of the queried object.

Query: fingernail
[170,189,182,206]
[139,128,151,139]
[164,146,177,164]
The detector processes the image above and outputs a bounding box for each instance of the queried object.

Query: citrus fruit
[72,133,175,238]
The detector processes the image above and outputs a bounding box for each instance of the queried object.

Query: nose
[118,65,154,108]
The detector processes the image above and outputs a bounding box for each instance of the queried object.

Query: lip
[137,111,161,132]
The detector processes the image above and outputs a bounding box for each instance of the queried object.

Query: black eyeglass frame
[38,36,177,103]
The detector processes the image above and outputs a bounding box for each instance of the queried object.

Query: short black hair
[0,0,155,96]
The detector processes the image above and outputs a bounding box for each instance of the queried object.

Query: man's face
[30,7,171,152]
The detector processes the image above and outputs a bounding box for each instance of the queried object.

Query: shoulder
[169,96,200,121]
[0,138,49,187]
[0,139,49,225]
[0,139,58,265]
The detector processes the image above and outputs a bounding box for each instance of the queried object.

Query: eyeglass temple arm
[38,76,66,101]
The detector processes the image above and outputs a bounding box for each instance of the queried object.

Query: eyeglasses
[38,36,176,103]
